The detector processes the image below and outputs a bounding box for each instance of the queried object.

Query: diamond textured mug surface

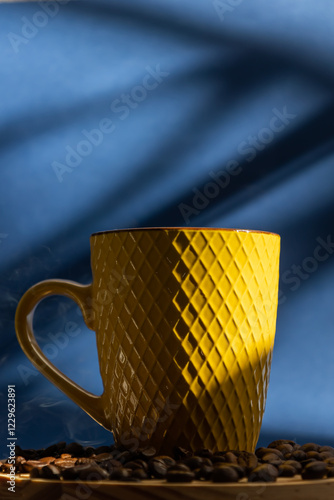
[15,228,280,454]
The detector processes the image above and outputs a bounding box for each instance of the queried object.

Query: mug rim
[91,227,280,237]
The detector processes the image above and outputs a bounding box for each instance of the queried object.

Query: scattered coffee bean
[211,465,240,483]
[300,443,320,453]
[290,450,307,462]
[278,464,296,477]
[132,468,148,480]
[148,458,167,478]
[248,464,278,482]
[301,461,328,480]
[4,439,334,485]
[181,456,204,469]
[267,439,296,449]
[284,460,302,473]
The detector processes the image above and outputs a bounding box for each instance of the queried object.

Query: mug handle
[15,279,108,428]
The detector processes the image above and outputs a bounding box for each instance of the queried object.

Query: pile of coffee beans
[1,440,334,483]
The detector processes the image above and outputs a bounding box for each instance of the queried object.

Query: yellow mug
[15,227,280,453]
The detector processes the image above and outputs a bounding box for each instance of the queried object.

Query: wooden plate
[1,473,334,500]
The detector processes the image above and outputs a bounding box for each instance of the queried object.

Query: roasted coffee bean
[261,453,284,466]
[39,456,55,464]
[306,451,321,460]
[181,456,204,469]
[290,450,307,461]
[19,449,39,460]
[319,451,334,460]
[267,439,296,449]
[300,443,320,453]
[237,452,258,472]
[324,458,334,466]
[301,461,327,480]
[173,446,192,460]
[195,465,214,480]
[275,444,294,456]
[168,463,191,472]
[76,457,96,465]
[64,442,84,457]
[35,465,61,479]
[54,458,77,468]
[215,462,246,479]
[301,459,317,468]
[109,468,131,480]
[166,470,195,482]
[94,453,115,463]
[60,453,72,459]
[84,447,96,457]
[211,465,240,483]
[124,461,143,470]
[154,456,176,468]
[115,451,132,464]
[248,464,278,482]
[256,447,283,459]
[132,468,148,480]
[278,464,296,477]
[149,458,167,478]
[63,463,109,481]
[284,460,302,473]
[211,455,229,464]
[319,446,334,455]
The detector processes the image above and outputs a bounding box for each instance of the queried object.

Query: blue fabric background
[1,0,334,454]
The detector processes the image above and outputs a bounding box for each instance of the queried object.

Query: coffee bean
[248,464,278,482]
[284,460,302,473]
[278,464,296,477]
[267,439,296,449]
[211,465,240,483]
[109,468,131,480]
[324,458,334,466]
[290,450,307,462]
[115,451,132,464]
[94,453,115,463]
[124,461,142,470]
[60,454,72,459]
[237,452,258,472]
[195,465,214,480]
[275,444,294,456]
[154,455,176,467]
[76,457,96,465]
[261,453,284,466]
[39,465,61,479]
[319,446,334,455]
[306,451,321,460]
[327,467,334,478]
[215,462,246,479]
[300,443,320,453]
[64,442,84,457]
[166,470,195,482]
[256,448,283,459]
[132,468,148,480]
[301,461,327,480]
[168,463,191,472]
[301,458,317,468]
[319,451,334,460]
[39,456,55,464]
[149,458,167,478]
[54,458,77,468]
[181,456,204,469]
